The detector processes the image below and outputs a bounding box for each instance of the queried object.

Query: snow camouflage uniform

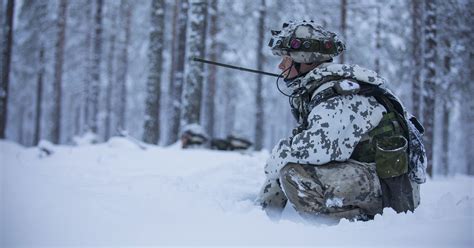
[257,21,427,222]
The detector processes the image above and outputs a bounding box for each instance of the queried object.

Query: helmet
[268,20,345,63]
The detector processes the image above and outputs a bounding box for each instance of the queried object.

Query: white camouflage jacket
[257,63,389,212]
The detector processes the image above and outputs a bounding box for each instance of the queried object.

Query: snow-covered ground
[1,138,473,247]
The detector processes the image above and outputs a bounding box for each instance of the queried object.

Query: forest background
[0,0,473,177]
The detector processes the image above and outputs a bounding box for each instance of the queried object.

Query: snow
[326,197,344,208]
[1,139,473,247]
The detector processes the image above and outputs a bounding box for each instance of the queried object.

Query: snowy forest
[1,0,474,246]
[1,0,474,175]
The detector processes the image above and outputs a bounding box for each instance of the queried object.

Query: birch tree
[180,0,208,129]
[143,0,165,144]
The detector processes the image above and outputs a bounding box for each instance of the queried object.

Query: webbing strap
[308,86,339,110]
[369,112,398,137]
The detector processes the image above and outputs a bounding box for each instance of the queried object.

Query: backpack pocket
[375,135,409,178]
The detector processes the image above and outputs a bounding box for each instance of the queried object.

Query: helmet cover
[268,20,345,63]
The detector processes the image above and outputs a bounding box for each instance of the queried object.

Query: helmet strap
[294,62,302,74]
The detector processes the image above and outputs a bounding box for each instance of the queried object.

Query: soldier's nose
[278,61,286,70]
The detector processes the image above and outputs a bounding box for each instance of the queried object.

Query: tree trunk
[254,0,266,150]
[0,0,14,139]
[411,0,422,118]
[143,0,165,144]
[34,47,45,146]
[339,0,347,64]
[116,0,132,133]
[83,0,93,132]
[90,0,103,135]
[51,0,68,144]
[441,103,449,176]
[180,0,208,129]
[104,10,117,140]
[168,0,188,144]
[422,0,437,177]
[203,0,218,139]
[374,6,381,74]
[18,104,24,144]
[0,0,3,72]
[74,104,81,137]
[467,48,474,175]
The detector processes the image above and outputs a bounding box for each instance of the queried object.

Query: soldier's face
[278,56,299,79]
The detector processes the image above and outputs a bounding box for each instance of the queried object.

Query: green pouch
[375,135,409,178]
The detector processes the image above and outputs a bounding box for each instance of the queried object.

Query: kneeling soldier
[257,21,427,223]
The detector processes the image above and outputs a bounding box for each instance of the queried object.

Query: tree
[143,0,165,144]
[115,0,132,133]
[0,0,3,72]
[34,47,45,145]
[51,0,68,144]
[83,0,93,133]
[0,0,14,139]
[104,5,118,140]
[203,0,218,139]
[422,0,437,177]
[180,0,208,129]
[339,0,347,64]
[90,0,103,135]
[411,0,422,118]
[168,0,189,144]
[254,0,266,150]
[467,50,474,175]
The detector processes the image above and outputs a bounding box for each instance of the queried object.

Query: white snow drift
[1,138,473,247]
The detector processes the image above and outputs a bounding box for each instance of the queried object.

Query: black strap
[307,86,340,110]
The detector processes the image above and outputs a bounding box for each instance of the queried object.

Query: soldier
[257,21,427,223]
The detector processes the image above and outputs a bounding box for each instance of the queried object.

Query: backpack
[302,79,427,213]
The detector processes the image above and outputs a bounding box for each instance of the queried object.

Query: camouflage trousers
[280,160,383,222]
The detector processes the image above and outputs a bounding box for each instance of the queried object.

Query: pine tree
[180,0,208,129]
[90,0,103,135]
[104,5,118,140]
[254,0,266,150]
[0,0,3,73]
[167,0,189,144]
[34,47,45,145]
[115,0,132,133]
[339,0,347,64]
[411,0,422,118]
[422,0,437,177]
[464,0,474,175]
[467,50,474,175]
[83,0,93,133]
[0,0,14,139]
[203,0,218,139]
[51,0,68,144]
[143,0,165,144]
